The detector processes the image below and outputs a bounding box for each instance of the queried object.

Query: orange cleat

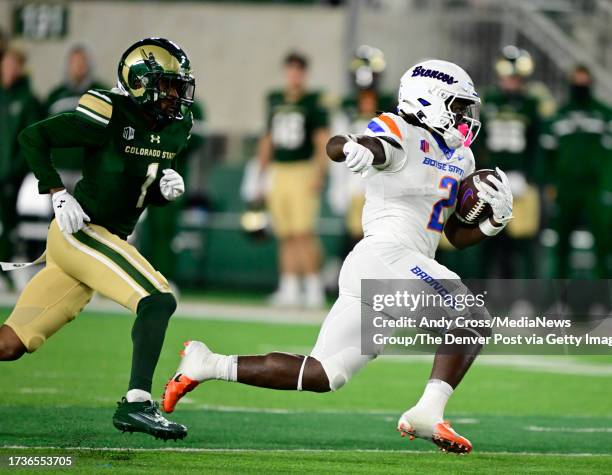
[398,420,472,455]
[162,373,199,413]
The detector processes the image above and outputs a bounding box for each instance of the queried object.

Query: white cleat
[397,408,473,454]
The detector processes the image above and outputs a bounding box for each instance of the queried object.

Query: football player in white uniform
[162,60,513,454]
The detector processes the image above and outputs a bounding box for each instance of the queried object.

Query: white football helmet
[397,59,481,149]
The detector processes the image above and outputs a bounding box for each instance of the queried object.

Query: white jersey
[361,112,475,258]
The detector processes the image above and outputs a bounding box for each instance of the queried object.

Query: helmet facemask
[407,86,480,149]
[442,94,481,148]
[144,73,195,121]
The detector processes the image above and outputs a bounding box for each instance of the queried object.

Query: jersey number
[427,176,458,232]
[136,163,159,208]
[271,112,305,150]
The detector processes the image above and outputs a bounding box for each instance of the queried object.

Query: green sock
[128,293,177,392]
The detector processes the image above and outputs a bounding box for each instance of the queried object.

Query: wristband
[479,217,506,236]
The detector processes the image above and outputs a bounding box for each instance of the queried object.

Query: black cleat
[112,397,187,441]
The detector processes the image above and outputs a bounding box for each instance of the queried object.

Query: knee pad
[137,292,177,321]
[316,347,373,391]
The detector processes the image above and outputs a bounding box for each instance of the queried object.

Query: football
[455,169,499,224]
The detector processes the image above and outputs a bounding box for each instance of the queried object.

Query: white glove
[160,169,185,201]
[52,189,90,234]
[474,167,514,225]
[343,140,374,173]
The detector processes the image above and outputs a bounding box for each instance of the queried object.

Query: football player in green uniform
[0,38,195,440]
[478,46,543,278]
[329,45,394,254]
[540,65,612,278]
[261,52,330,308]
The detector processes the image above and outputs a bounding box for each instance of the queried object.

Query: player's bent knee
[137,292,177,320]
[315,347,370,392]
[301,357,331,393]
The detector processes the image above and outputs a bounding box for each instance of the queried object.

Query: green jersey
[479,88,541,182]
[266,90,328,162]
[540,96,612,189]
[44,79,108,170]
[18,88,193,239]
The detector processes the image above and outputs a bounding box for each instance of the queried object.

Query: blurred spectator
[0,28,7,70]
[0,47,41,287]
[259,52,329,308]
[44,45,107,174]
[140,100,206,283]
[540,65,612,278]
[328,45,393,255]
[477,46,544,278]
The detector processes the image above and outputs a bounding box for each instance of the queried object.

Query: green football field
[1,304,611,474]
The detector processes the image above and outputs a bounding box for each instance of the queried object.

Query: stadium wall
[4,1,346,134]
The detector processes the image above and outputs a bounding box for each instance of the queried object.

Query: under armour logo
[57,199,66,209]
[150,135,161,144]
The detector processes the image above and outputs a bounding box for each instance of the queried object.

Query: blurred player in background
[328,45,394,256]
[164,59,515,454]
[260,52,330,308]
[0,48,41,289]
[478,46,543,278]
[0,38,194,440]
[44,45,107,177]
[0,28,7,69]
[540,65,612,278]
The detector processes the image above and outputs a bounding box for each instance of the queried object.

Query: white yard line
[1,445,610,457]
[527,426,612,433]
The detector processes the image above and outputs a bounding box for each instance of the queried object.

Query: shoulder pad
[75,89,113,127]
[367,113,404,142]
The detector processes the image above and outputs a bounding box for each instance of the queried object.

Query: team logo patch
[150,134,161,144]
[123,127,135,140]
[420,139,430,153]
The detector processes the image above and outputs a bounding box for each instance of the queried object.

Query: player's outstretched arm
[326,135,386,165]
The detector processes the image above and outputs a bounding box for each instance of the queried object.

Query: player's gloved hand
[160,169,185,201]
[475,167,514,225]
[52,189,90,234]
[343,139,374,173]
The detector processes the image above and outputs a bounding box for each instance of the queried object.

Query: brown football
[455,169,499,225]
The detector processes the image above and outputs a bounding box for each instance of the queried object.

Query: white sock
[304,274,322,292]
[414,379,454,421]
[126,389,152,403]
[279,274,299,296]
[193,353,237,382]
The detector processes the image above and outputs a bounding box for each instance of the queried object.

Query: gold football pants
[4,220,171,352]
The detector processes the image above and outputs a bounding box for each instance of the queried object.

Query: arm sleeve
[18,90,112,194]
